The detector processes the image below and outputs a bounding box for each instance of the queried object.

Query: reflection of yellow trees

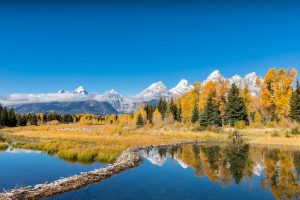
[261,150,300,200]
[199,147,220,183]
[166,144,300,199]
[199,145,232,186]
[177,145,203,176]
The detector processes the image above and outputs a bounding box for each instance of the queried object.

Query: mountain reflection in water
[141,143,300,200]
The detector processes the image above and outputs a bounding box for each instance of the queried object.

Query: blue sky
[0,0,300,96]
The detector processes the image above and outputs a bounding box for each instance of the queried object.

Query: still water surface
[49,143,300,200]
[0,148,105,190]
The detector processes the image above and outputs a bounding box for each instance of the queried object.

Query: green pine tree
[169,98,180,121]
[290,81,300,123]
[200,96,222,127]
[17,114,28,126]
[224,84,249,126]
[144,104,154,124]
[29,114,38,126]
[191,104,200,123]
[0,107,8,127]
[157,98,168,120]
[136,113,144,128]
[7,107,17,127]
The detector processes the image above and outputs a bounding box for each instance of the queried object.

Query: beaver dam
[1,139,300,200]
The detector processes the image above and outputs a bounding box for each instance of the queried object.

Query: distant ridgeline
[1,67,300,129]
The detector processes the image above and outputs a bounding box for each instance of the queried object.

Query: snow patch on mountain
[94,89,136,113]
[169,79,194,96]
[204,70,261,96]
[73,86,88,94]
[0,70,263,114]
[204,70,224,83]
[135,81,172,101]
[228,75,243,86]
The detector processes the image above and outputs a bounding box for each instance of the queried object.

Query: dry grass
[0,123,227,163]
[237,128,300,148]
[1,124,300,163]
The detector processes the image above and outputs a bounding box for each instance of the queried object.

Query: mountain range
[1,70,262,114]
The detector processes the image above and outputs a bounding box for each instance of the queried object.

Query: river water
[47,143,300,200]
[0,148,105,191]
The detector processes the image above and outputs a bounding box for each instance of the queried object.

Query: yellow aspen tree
[253,111,262,127]
[273,68,297,120]
[153,108,162,126]
[216,78,228,115]
[241,84,252,115]
[198,81,217,112]
[179,87,199,122]
[260,68,277,120]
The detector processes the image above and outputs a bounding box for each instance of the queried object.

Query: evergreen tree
[29,114,38,126]
[157,98,168,120]
[224,84,249,126]
[0,104,2,119]
[169,98,180,121]
[144,104,154,124]
[200,96,222,127]
[177,106,182,122]
[0,107,8,127]
[17,114,28,126]
[290,81,300,123]
[7,107,17,127]
[136,113,144,128]
[191,104,200,123]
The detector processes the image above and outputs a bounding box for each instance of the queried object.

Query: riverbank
[0,123,300,164]
[0,123,227,163]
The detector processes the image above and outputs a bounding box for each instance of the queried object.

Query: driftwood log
[0,141,199,200]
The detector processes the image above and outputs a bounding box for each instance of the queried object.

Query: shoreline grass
[0,142,8,151]
[1,123,300,163]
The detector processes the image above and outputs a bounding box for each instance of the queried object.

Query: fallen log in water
[0,140,200,200]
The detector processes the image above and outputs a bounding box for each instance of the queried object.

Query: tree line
[0,105,77,127]
[136,68,300,128]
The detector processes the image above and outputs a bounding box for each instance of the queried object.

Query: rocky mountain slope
[3,70,262,114]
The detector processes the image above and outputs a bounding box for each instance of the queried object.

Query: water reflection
[141,143,300,200]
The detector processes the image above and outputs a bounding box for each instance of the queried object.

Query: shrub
[77,151,98,163]
[266,121,278,128]
[57,149,78,161]
[0,142,8,151]
[234,121,246,129]
[290,127,300,135]
[271,131,280,137]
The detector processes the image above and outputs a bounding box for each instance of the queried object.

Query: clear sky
[0,0,300,96]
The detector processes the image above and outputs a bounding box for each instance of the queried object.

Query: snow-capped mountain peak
[136,81,171,101]
[57,89,67,94]
[73,86,88,95]
[170,79,194,96]
[228,74,243,86]
[243,72,262,96]
[148,81,167,91]
[108,89,118,94]
[205,70,223,83]
[244,72,258,83]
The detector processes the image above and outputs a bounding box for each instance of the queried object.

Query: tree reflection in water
[144,143,300,200]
